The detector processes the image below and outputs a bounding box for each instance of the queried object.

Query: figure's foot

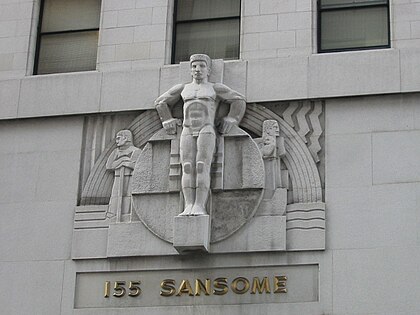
[190,204,207,216]
[179,204,193,216]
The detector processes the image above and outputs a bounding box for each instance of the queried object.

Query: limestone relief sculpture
[72,55,326,259]
[131,54,264,252]
[154,54,246,216]
[106,129,140,223]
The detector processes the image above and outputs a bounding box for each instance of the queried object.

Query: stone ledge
[2,49,419,121]
[103,215,286,258]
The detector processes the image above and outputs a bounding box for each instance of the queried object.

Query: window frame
[33,0,100,75]
[317,0,391,53]
[171,0,241,64]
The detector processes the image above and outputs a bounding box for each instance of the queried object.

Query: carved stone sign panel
[74,265,318,309]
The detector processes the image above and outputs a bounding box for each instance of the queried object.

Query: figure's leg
[192,127,216,215]
[179,130,195,216]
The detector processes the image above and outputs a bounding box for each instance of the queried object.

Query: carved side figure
[260,120,285,159]
[256,120,286,201]
[106,130,140,222]
[155,54,246,216]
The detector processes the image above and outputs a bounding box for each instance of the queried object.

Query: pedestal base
[173,215,210,254]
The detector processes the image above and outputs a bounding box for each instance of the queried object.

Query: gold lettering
[273,276,287,293]
[104,281,110,298]
[160,279,176,297]
[195,279,211,296]
[176,279,194,296]
[113,281,126,297]
[250,277,271,294]
[231,277,250,294]
[213,277,229,295]
[128,281,141,297]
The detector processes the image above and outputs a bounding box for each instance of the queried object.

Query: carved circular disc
[131,128,264,243]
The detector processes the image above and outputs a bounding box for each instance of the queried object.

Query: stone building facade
[0,0,420,314]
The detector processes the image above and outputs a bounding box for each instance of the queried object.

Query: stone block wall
[392,0,420,48]
[0,0,38,80]
[0,116,84,315]
[0,1,420,314]
[1,94,419,315]
[324,94,420,314]
[0,0,419,82]
[98,0,173,70]
[241,0,313,59]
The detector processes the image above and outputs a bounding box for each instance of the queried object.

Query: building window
[318,0,390,53]
[34,0,101,75]
[172,0,240,63]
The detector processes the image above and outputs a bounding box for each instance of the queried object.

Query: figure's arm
[112,158,132,170]
[106,150,120,170]
[225,99,246,123]
[214,83,246,134]
[154,84,184,134]
[107,148,139,170]
[121,148,141,170]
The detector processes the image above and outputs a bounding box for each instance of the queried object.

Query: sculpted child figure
[155,54,246,216]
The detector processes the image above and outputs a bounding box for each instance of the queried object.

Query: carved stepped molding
[281,100,324,164]
[308,102,323,163]
[282,102,299,128]
[73,205,109,230]
[296,101,311,143]
[286,203,326,231]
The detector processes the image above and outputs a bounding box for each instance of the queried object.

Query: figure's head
[116,130,133,147]
[263,120,280,137]
[190,54,211,80]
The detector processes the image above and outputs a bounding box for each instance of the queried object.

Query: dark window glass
[318,0,390,52]
[173,0,240,63]
[35,0,101,74]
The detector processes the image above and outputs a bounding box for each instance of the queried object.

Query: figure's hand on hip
[162,118,180,135]
[219,117,238,134]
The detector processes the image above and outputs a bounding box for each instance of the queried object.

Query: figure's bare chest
[181,83,216,101]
